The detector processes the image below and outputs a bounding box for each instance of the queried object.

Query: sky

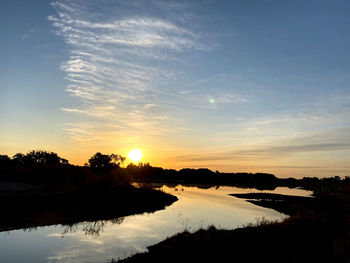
[1,0,349,178]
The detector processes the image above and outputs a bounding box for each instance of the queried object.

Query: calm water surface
[0,185,312,263]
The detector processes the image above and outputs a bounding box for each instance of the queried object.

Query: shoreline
[0,185,178,232]
[118,184,350,263]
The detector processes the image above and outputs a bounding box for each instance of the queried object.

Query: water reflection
[61,218,125,238]
[0,185,311,263]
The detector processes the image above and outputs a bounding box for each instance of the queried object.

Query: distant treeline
[126,162,349,191]
[127,163,279,189]
[0,150,348,190]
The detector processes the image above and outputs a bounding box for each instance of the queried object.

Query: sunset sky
[1,0,349,177]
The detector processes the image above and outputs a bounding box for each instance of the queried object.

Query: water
[0,185,312,263]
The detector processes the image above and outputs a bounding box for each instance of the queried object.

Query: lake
[0,185,312,263]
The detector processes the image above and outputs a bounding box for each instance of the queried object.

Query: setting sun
[128,149,143,163]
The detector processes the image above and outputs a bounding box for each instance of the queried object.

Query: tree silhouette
[12,151,69,167]
[88,152,125,172]
[0,155,11,166]
[110,154,126,167]
[12,153,26,165]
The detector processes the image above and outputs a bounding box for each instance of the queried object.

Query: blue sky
[1,0,349,177]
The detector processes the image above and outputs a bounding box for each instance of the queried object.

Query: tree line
[0,150,125,170]
[0,150,348,191]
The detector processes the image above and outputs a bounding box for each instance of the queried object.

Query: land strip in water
[0,185,177,232]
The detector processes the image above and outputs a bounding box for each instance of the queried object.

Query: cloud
[21,29,36,40]
[50,0,206,146]
[172,127,350,162]
[238,127,350,157]
[144,103,157,109]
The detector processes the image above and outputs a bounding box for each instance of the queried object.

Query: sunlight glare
[128,149,142,163]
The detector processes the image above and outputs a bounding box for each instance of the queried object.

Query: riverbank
[0,184,178,232]
[119,183,350,263]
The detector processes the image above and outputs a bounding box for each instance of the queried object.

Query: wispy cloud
[169,127,350,176]
[21,29,36,40]
[49,0,206,146]
[235,128,350,156]
[173,127,350,161]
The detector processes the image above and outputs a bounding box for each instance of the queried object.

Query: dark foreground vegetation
[119,180,350,263]
[0,151,177,232]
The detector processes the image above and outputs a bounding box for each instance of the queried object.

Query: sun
[128,149,142,163]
